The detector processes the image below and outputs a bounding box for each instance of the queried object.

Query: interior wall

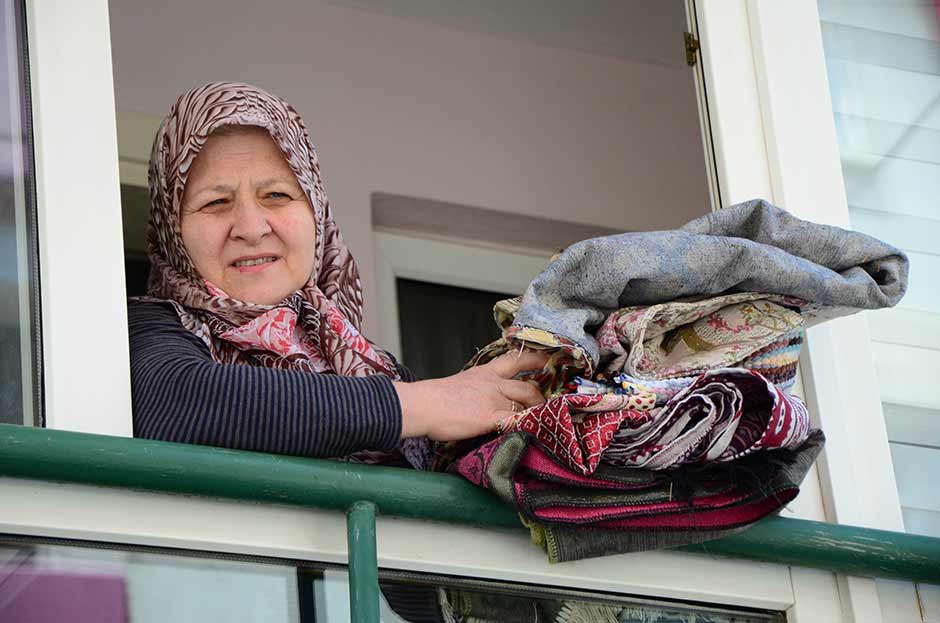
[108,0,710,336]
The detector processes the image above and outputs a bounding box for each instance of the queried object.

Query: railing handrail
[1,423,938,585]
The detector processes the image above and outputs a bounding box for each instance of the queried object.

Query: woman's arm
[129,300,402,457]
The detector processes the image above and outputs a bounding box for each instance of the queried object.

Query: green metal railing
[1,424,939,622]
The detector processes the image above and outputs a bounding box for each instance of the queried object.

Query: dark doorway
[396,278,511,380]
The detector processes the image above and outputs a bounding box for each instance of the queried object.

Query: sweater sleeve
[128,300,403,457]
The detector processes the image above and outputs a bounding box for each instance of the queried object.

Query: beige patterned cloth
[596,292,805,380]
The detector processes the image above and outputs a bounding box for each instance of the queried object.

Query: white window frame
[26,0,131,436]
[0,475,798,613]
[697,1,928,620]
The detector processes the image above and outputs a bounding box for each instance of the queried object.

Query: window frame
[696,1,930,620]
[16,0,934,618]
[0,476,799,613]
[372,231,551,361]
[26,0,131,435]
[2,0,40,427]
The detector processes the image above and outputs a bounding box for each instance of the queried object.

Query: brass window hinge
[685,32,700,67]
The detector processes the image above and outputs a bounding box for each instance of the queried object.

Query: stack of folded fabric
[443,199,908,563]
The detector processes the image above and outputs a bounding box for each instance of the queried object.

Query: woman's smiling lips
[230,254,280,273]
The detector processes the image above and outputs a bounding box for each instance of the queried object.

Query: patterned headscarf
[145,81,400,379]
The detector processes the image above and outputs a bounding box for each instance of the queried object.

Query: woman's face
[180,127,317,305]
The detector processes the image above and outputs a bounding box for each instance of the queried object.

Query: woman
[129,82,546,467]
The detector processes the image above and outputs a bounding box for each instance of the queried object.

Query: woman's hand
[395,350,549,441]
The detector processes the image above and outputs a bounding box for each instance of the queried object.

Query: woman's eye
[202,198,228,209]
[266,192,291,199]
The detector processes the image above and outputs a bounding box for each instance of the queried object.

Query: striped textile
[129,300,407,458]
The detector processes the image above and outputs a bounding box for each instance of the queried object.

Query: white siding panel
[840,151,940,220]
[826,59,940,130]
[870,342,940,410]
[822,20,940,77]
[883,403,940,449]
[835,113,940,164]
[818,1,940,43]
[867,308,940,352]
[850,209,939,257]
[890,442,940,513]
[897,251,940,314]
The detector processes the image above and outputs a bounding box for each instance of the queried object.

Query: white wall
[108,0,709,336]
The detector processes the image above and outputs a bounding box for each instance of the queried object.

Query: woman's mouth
[231,256,279,272]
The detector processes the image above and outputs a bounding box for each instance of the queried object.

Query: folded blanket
[511,199,907,369]
[603,368,811,470]
[497,391,657,475]
[452,429,823,562]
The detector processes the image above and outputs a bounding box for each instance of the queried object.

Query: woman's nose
[229,196,273,244]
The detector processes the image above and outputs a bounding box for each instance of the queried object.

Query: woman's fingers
[486,349,551,378]
[498,378,545,409]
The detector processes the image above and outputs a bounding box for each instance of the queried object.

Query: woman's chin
[221,283,294,306]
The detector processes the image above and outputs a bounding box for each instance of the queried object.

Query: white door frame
[372,231,550,361]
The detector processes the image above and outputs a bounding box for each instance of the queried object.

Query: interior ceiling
[327,0,689,67]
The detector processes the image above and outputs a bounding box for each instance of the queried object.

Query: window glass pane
[296,571,786,622]
[0,540,308,622]
[819,0,940,536]
[3,542,785,622]
[0,0,39,427]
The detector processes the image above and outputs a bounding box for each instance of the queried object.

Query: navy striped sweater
[128,300,411,458]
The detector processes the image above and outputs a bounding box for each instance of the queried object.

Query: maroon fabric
[453,427,822,540]
[592,495,795,529]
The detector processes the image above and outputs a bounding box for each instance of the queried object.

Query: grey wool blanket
[513,199,908,366]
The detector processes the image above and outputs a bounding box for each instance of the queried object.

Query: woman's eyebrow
[190,183,236,197]
[256,177,298,189]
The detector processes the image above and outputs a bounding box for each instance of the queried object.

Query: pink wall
[109,1,709,334]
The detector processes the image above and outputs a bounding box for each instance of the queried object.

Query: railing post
[346,500,379,623]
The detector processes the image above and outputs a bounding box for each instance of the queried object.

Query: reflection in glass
[1,541,786,622]
[299,571,785,622]
[0,0,39,427]
[0,541,303,623]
